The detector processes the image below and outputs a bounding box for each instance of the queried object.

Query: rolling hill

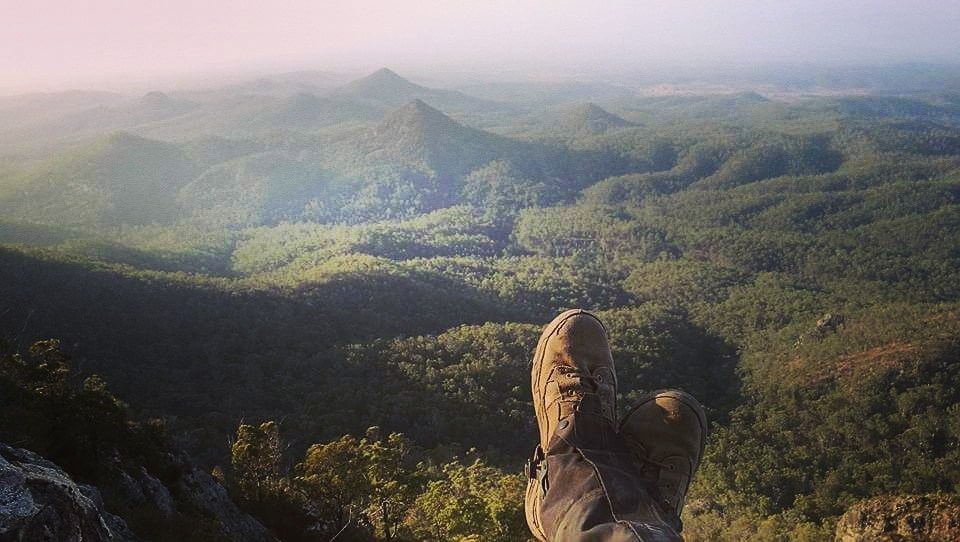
[549,102,635,134]
[2,70,960,541]
[330,67,508,112]
[0,132,198,227]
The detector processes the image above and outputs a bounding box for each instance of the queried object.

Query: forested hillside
[1,67,959,540]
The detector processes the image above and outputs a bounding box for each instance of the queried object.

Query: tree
[295,434,370,538]
[359,428,418,542]
[231,421,283,503]
[407,458,526,541]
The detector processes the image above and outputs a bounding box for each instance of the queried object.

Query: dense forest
[1,65,959,540]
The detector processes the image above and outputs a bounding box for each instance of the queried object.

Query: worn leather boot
[531,309,618,450]
[525,309,682,542]
[619,390,707,528]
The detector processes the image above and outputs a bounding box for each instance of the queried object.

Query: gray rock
[835,494,960,541]
[134,467,175,517]
[0,443,135,541]
[111,468,146,508]
[78,485,138,541]
[0,441,275,542]
[172,453,275,542]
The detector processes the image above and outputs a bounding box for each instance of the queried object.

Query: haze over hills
[1,64,960,541]
[5,64,960,159]
[331,67,508,112]
[213,69,354,97]
[546,102,635,135]
[454,79,642,107]
[0,132,198,227]
[0,68,507,156]
[359,99,529,178]
[0,90,128,129]
[0,82,654,229]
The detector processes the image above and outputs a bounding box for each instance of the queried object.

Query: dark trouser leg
[527,404,682,542]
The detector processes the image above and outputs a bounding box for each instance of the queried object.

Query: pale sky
[2,0,959,92]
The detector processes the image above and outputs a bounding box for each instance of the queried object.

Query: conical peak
[357,67,414,87]
[342,68,425,101]
[387,99,456,125]
[369,67,403,80]
[557,102,632,133]
[581,102,609,115]
[571,102,626,122]
[374,100,466,146]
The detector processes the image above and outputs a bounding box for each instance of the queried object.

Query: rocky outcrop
[835,494,960,541]
[167,451,275,542]
[0,442,275,542]
[0,442,135,541]
[105,449,277,541]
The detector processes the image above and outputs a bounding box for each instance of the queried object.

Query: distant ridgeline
[1,67,959,540]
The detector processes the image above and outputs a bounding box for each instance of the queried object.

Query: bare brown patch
[795,342,920,387]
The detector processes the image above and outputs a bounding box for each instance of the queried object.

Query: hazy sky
[3,0,959,92]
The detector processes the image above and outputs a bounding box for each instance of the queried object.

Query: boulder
[835,494,960,541]
[0,441,275,542]
[0,442,134,541]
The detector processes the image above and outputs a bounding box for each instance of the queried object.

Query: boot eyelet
[596,375,603,382]
[668,464,676,471]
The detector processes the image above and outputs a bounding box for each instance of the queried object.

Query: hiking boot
[531,309,618,451]
[525,408,683,541]
[619,390,707,521]
[525,310,682,541]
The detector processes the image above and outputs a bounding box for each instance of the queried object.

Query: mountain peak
[387,98,458,119]
[368,67,406,81]
[361,98,510,178]
[580,102,613,115]
[575,102,627,121]
[557,102,633,133]
[332,68,503,113]
[349,68,420,90]
[383,99,458,129]
[140,91,174,108]
[336,69,429,105]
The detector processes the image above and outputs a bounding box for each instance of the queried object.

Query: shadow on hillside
[0,246,531,463]
[610,315,742,428]
[0,246,743,466]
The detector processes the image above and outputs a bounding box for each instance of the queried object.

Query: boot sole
[620,389,708,463]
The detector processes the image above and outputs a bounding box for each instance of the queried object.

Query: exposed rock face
[171,451,275,542]
[0,442,275,542]
[117,450,278,541]
[835,494,960,541]
[0,442,134,541]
